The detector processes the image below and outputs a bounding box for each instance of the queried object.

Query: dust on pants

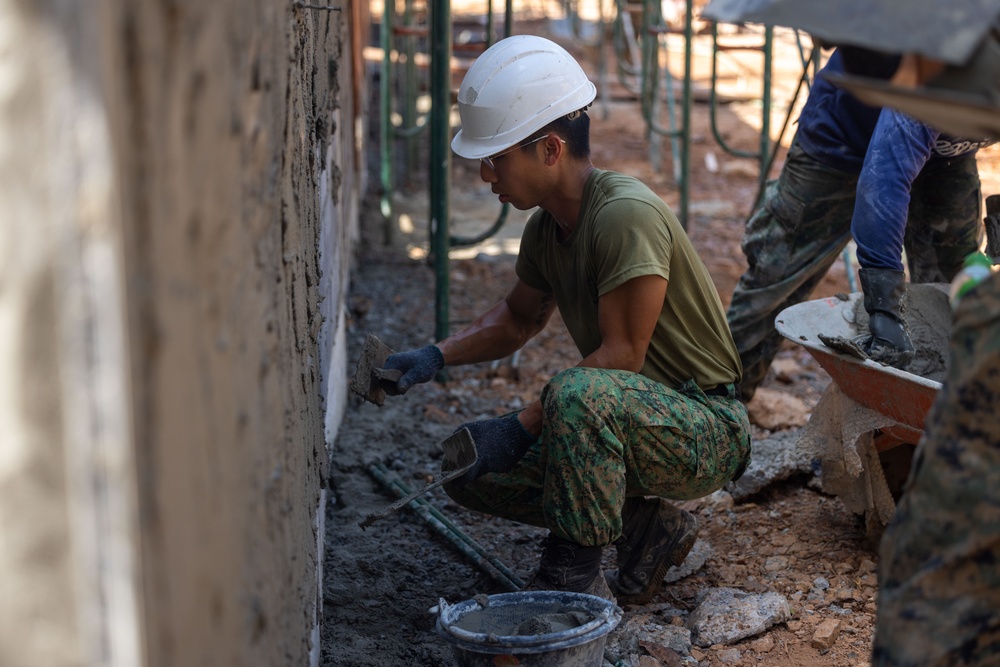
[444,368,751,547]
[872,271,1000,667]
[726,140,982,399]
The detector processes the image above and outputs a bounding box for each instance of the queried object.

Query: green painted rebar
[432,0,517,336]
[402,0,420,183]
[564,0,611,118]
[632,0,693,227]
[678,0,692,228]
[368,462,524,591]
[612,0,642,94]
[450,206,511,248]
[380,0,393,243]
[759,27,773,194]
[639,0,662,169]
[707,22,774,198]
[429,0,452,344]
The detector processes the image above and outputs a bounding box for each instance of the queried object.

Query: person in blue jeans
[727,47,993,400]
[700,1,1000,660]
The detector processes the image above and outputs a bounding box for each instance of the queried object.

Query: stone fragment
[717,647,742,664]
[606,617,692,661]
[664,539,713,583]
[686,587,791,647]
[639,641,683,667]
[764,556,788,572]
[771,533,798,547]
[750,634,775,653]
[811,618,842,649]
[727,428,816,500]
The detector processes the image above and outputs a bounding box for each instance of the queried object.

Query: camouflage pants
[444,368,751,547]
[872,271,1000,667]
[726,139,982,398]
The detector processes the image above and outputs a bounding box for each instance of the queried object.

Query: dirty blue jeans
[444,367,751,547]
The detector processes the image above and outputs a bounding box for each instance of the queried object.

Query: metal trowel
[358,428,478,530]
[350,333,402,406]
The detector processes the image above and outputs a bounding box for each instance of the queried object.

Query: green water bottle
[949,251,994,308]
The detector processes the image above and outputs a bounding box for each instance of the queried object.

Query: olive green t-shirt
[515,169,741,389]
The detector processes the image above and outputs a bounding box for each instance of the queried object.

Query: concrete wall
[0,0,362,665]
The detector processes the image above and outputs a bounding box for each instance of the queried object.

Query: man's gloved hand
[452,412,536,486]
[381,345,444,395]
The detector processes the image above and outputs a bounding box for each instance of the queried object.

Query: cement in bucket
[435,590,622,667]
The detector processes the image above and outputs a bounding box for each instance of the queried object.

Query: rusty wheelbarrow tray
[775,292,942,448]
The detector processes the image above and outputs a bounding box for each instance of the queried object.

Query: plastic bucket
[435,590,622,667]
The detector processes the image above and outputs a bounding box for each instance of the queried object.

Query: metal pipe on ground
[367,461,525,592]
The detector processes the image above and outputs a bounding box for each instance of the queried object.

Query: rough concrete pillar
[0,1,142,665]
[0,0,361,665]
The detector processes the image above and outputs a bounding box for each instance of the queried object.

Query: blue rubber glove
[381,345,444,394]
[453,412,536,486]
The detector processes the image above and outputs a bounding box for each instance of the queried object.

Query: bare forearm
[437,301,533,366]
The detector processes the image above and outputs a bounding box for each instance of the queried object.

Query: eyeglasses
[480,135,566,173]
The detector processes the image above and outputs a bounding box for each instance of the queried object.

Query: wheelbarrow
[774,285,951,540]
[774,287,947,450]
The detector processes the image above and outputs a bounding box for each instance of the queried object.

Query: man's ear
[544,135,565,165]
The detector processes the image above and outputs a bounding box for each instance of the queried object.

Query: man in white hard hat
[378,34,751,603]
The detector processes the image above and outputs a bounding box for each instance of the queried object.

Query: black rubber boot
[524,534,615,603]
[857,268,915,369]
[605,497,698,605]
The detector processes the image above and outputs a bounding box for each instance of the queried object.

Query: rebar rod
[367,462,525,591]
[429,0,452,344]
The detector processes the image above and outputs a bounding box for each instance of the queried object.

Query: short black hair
[522,108,591,159]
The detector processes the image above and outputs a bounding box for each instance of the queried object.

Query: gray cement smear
[455,605,595,636]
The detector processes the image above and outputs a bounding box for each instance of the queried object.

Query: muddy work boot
[857,268,915,369]
[605,497,698,605]
[524,534,616,603]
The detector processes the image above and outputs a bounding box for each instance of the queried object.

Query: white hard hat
[451,35,597,159]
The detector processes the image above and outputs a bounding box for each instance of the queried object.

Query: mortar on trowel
[350,333,404,407]
[350,334,478,530]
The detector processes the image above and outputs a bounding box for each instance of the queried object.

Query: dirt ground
[322,11,1000,667]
